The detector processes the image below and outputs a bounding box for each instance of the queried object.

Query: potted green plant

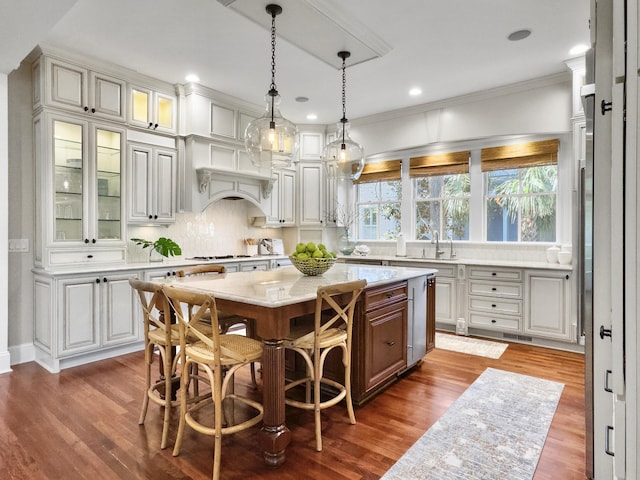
[131,237,182,262]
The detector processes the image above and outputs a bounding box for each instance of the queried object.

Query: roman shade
[409,151,470,177]
[353,159,402,184]
[481,139,559,172]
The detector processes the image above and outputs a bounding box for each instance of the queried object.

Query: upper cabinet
[34,111,126,268]
[128,86,177,134]
[299,131,324,160]
[33,56,126,122]
[127,131,177,225]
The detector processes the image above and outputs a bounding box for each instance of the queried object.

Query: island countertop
[161,263,437,308]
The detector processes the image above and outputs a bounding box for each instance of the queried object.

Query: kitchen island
[161,263,437,467]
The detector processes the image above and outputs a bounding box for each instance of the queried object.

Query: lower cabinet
[287,280,410,405]
[524,270,574,341]
[34,270,142,373]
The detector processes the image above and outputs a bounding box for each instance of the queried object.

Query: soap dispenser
[396,232,407,257]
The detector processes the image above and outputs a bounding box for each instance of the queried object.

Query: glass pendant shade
[245,92,298,170]
[324,121,365,180]
[244,3,297,171]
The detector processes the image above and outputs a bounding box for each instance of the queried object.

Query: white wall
[0,73,10,373]
[351,75,572,156]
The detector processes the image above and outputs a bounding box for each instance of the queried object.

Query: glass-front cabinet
[53,119,124,243]
[36,112,126,267]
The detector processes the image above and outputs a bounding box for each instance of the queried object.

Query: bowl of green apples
[289,242,337,276]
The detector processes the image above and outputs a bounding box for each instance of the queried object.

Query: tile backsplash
[127,199,281,261]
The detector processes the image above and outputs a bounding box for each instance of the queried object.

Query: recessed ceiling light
[409,87,422,96]
[508,29,532,41]
[185,74,200,83]
[306,113,318,121]
[296,96,309,102]
[569,44,589,56]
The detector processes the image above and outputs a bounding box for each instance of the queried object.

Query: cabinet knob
[95,278,101,284]
[148,122,154,128]
[103,277,108,283]
[386,341,396,347]
[87,255,93,259]
[491,319,497,323]
[253,266,257,269]
[566,274,570,280]
[154,215,158,219]
[91,107,96,113]
[148,214,153,219]
[84,238,90,244]
[154,123,159,129]
[92,239,96,244]
[491,304,497,308]
[386,292,393,298]
[491,287,497,291]
[84,106,89,112]
[491,272,497,276]
[599,325,612,339]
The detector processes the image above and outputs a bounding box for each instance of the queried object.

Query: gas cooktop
[187,255,252,261]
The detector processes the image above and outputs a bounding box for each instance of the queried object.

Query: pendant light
[323,51,365,181]
[245,4,298,170]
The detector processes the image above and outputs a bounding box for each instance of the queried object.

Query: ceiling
[1,0,589,125]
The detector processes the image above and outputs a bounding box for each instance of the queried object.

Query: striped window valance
[481,139,559,172]
[354,159,402,184]
[409,151,470,177]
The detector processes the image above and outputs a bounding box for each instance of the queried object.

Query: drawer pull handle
[491,304,497,308]
[386,341,396,347]
[491,319,497,324]
[386,292,393,298]
[491,287,497,291]
[491,272,497,276]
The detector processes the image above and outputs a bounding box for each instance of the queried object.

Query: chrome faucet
[449,235,456,258]
[432,231,445,258]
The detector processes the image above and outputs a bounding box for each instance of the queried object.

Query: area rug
[435,332,508,359]
[381,368,564,480]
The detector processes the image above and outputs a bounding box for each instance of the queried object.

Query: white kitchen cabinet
[129,85,177,134]
[298,161,324,225]
[299,131,324,160]
[33,271,141,373]
[33,55,126,122]
[524,270,573,341]
[407,275,428,367]
[467,266,523,333]
[263,168,296,226]
[33,112,126,268]
[127,141,177,224]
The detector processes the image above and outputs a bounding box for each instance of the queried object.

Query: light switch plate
[9,238,29,252]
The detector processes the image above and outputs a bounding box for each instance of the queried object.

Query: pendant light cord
[269,8,278,126]
[340,52,348,147]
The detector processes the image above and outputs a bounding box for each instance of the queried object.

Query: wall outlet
[9,238,29,252]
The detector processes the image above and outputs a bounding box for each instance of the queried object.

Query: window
[410,150,470,241]
[415,174,470,240]
[481,139,559,242]
[356,181,402,240]
[485,165,557,242]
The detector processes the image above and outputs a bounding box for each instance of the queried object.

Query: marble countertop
[160,263,436,308]
[340,254,573,271]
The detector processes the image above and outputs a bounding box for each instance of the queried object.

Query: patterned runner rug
[435,332,508,359]
[381,368,564,480]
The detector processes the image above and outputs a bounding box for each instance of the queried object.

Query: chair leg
[250,362,257,389]
[160,345,173,450]
[344,351,356,425]
[138,342,153,425]
[314,365,322,452]
[172,358,190,457]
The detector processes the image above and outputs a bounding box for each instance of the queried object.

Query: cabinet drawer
[469,296,522,316]
[468,280,522,299]
[363,281,407,311]
[240,261,269,272]
[468,312,521,332]
[468,266,522,282]
[48,248,126,266]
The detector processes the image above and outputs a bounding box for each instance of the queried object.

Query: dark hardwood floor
[0,335,586,479]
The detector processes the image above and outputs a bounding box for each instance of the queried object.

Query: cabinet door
[298,162,323,225]
[155,92,176,133]
[299,132,323,159]
[53,117,87,244]
[435,277,456,325]
[129,87,176,134]
[524,270,573,341]
[101,274,140,346]
[365,301,407,391]
[128,144,152,222]
[93,126,123,241]
[280,170,296,225]
[89,71,125,120]
[407,276,428,366]
[59,278,99,355]
[47,58,87,111]
[153,149,176,222]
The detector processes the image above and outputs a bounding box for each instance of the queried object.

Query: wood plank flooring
[0,336,586,479]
